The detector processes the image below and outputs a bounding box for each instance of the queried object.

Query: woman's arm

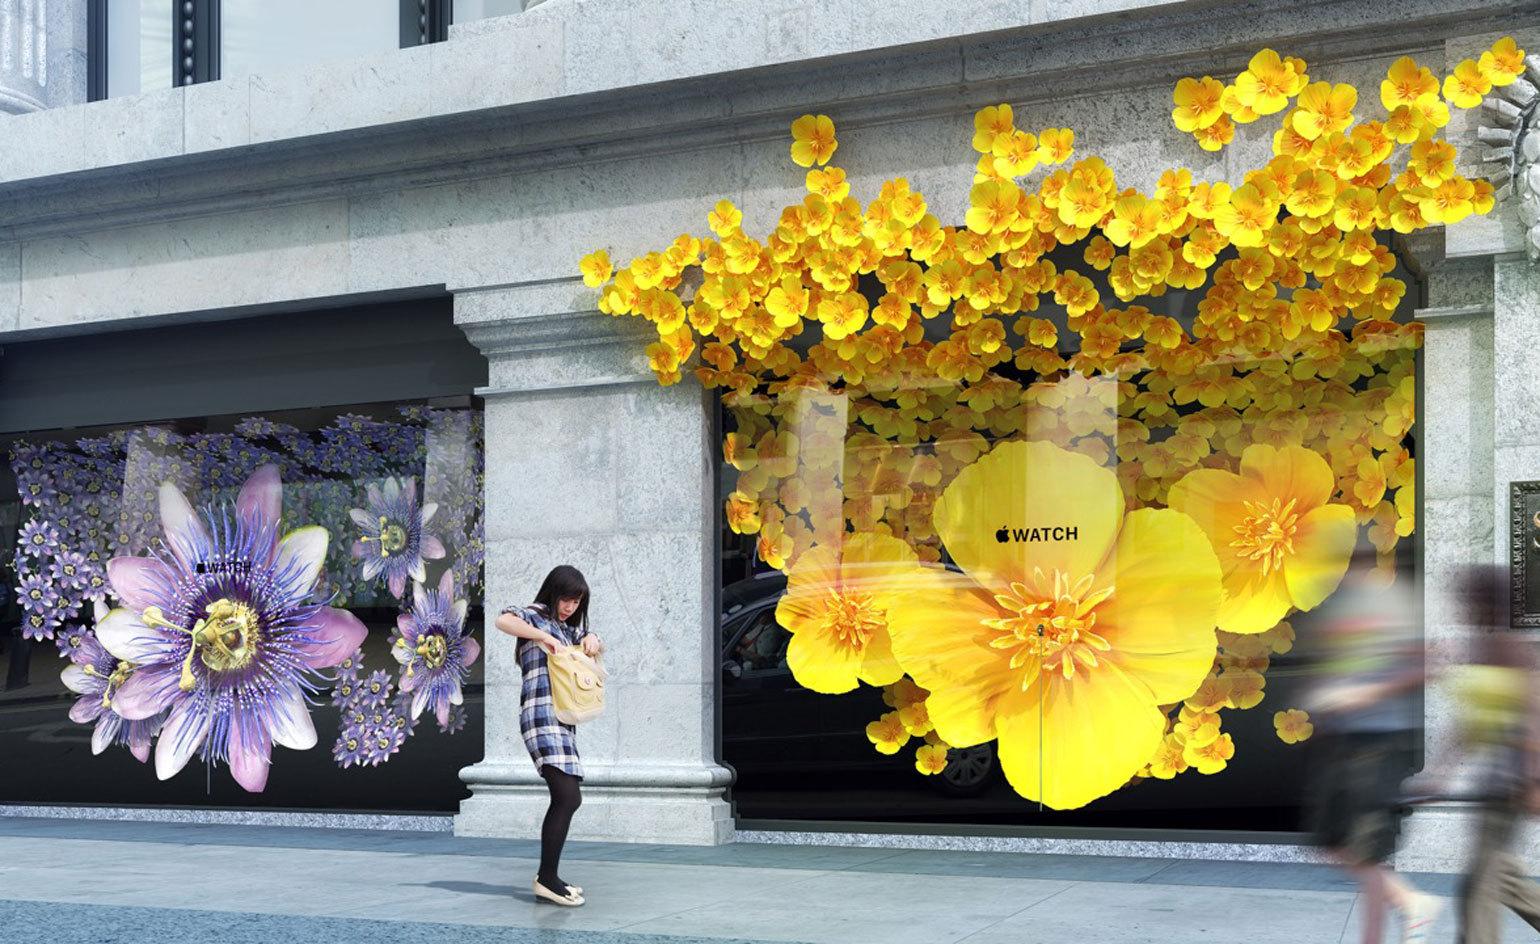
[494,610,562,653]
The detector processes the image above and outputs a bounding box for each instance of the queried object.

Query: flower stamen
[984,567,1114,688]
[1229,497,1301,576]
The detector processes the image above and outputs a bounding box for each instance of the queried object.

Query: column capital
[453,279,656,397]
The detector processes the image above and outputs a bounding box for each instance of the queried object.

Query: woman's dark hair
[533,565,590,631]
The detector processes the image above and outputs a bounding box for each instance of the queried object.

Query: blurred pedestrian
[1306,547,1439,944]
[1452,564,1540,944]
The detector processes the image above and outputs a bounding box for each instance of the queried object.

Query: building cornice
[0,0,1535,241]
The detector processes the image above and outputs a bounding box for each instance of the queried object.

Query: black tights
[538,767,582,893]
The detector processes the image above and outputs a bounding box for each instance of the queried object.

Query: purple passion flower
[394,569,480,728]
[350,477,445,598]
[97,465,368,793]
[61,607,166,762]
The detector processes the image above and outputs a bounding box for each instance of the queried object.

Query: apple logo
[995,525,1010,543]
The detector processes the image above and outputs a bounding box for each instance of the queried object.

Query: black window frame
[87,0,453,102]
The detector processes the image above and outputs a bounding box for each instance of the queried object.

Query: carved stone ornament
[1478,54,1540,261]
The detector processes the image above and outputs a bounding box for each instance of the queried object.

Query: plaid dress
[503,604,589,779]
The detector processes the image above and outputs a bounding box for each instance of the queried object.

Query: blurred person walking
[1453,564,1540,944]
[1306,547,1440,944]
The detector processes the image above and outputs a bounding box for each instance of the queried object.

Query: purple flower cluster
[59,601,167,762]
[329,651,414,768]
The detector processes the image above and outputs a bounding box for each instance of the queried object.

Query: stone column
[0,0,49,114]
[1395,236,1498,873]
[453,280,735,846]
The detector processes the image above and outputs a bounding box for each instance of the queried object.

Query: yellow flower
[1185,732,1234,774]
[972,104,1015,154]
[806,166,850,202]
[725,490,762,535]
[1224,669,1265,709]
[1234,49,1297,115]
[1381,56,1438,110]
[765,275,810,327]
[867,710,910,754]
[915,743,950,775]
[580,249,613,288]
[1168,444,1356,634]
[1213,184,1275,248]
[1193,114,1235,151]
[966,179,1025,235]
[1291,82,1356,140]
[1172,76,1225,132]
[885,441,1223,810]
[1147,736,1190,779]
[1420,177,1476,225]
[1036,128,1075,164]
[790,114,838,167]
[775,532,917,694]
[1442,59,1491,108]
[1480,37,1526,86]
[899,698,934,736]
[1274,708,1314,744]
[708,199,743,236]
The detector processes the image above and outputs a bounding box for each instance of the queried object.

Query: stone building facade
[0,0,1536,872]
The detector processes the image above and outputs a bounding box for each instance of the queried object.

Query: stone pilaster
[452,280,735,846]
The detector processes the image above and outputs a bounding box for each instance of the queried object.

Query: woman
[494,564,604,907]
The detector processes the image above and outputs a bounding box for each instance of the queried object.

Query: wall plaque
[1510,481,1540,628]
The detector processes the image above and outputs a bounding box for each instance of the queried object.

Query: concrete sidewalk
[0,817,1522,944]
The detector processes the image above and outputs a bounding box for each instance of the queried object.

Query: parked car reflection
[720,570,998,799]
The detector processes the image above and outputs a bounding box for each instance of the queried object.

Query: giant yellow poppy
[774,532,915,694]
[1167,443,1356,634]
[886,440,1223,810]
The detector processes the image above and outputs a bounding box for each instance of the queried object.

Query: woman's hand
[581,634,603,658]
[539,634,563,655]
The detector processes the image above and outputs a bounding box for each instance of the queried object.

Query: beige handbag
[548,645,606,725]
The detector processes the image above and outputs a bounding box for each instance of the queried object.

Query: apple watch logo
[995,525,1080,543]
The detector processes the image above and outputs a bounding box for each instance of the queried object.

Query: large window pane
[454,0,525,24]
[106,0,173,97]
[222,0,400,77]
[1,402,486,809]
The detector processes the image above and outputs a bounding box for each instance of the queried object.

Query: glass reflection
[106,0,173,97]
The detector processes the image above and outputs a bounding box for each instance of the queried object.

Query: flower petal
[348,508,375,529]
[158,481,209,559]
[61,664,94,695]
[1284,503,1356,612]
[268,686,318,751]
[1218,567,1293,635]
[229,717,272,793]
[411,687,430,721]
[1241,443,1335,511]
[437,568,454,598]
[1097,507,1223,704]
[885,570,1016,748]
[932,440,1123,592]
[95,608,160,664]
[996,665,1165,810]
[303,607,368,669]
[70,696,104,725]
[421,534,447,560]
[91,715,120,756]
[275,526,329,591]
[461,636,481,669]
[112,666,179,720]
[420,502,439,526]
[105,557,175,614]
[436,699,451,728]
[1166,467,1264,573]
[237,465,282,528]
[784,625,864,694]
[155,699,211,781]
